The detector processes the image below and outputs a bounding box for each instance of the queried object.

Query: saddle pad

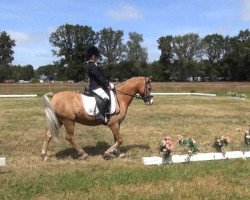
[81,90,116,116]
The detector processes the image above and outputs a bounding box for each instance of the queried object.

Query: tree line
[0,25,249,82]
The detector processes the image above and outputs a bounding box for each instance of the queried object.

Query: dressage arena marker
[0,94,37,98]
[143,151,250,165]
[0,157,6,166]
[151,92,216,97]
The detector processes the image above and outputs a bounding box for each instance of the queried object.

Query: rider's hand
[109,82,115,90]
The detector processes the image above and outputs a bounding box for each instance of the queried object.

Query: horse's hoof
[118,153,125,158]
[113,149,125,157]
[102,153,109,160]
[78,153,89,160]
[102,153,112,160]
[43,155,50,162]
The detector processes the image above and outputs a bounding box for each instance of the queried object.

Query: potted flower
[159,136,174,159]
[213,136,230,152]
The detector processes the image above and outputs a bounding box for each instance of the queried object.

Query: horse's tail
[42,92,61,142]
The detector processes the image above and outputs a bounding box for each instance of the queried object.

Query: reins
[115,77,152,101]
[115,89,143,99]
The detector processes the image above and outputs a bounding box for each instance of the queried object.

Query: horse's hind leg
[64,120,88,160]
[41,130,52,161]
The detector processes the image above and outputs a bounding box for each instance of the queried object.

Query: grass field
[0,82,250,199]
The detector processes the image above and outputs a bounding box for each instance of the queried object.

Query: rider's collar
[87,60,98,66]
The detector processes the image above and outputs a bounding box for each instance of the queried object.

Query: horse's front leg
[104,122,123,159]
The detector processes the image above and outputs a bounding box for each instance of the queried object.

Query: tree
[0,66,11,82]
[173,33,202,64]
[157,35,174,65]
[110,60,148,81]
[10,65,34,81]
[126,32,148,64]
[36,64,58,80]
[203,34,225,64]
[20,65,34,81]
[147,61,166,81]
[236,29,250,80]
[157,33,202,80]
[157,35,174,80]
[49,24,97,81]
[98,27,126,65]
[0,31,15,67]
[202,34,225,77]
[223,29,250,80]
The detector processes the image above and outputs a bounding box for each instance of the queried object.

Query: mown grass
[0,83,250,199]
[1,160,250,199]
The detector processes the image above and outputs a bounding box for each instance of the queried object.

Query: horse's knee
[66,134,74,142]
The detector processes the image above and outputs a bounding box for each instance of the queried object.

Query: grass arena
[0,81,250,199]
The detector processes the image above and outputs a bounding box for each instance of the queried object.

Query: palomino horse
[41,76,153,160]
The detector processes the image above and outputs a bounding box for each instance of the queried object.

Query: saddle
[81,88,118,117]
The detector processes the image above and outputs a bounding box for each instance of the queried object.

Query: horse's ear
[148,76,153,82]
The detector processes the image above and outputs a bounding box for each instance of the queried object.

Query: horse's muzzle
[145,95,154,105]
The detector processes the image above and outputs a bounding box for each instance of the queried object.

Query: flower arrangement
[213,136,230,152]
[227,92,246,98]
[177,135,199,155]
[159,137,174,158]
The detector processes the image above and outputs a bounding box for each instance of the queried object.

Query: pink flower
[163,136,174,152]
[177,134,183,141]
[221,136,231,142]
[224,136,231,142]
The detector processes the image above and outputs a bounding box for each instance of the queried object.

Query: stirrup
[96,115,108,125]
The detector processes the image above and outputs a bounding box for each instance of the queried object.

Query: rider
[86,46,114,125]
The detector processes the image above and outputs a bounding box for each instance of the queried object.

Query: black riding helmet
[86,46,100,59]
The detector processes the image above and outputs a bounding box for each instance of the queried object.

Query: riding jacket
[87,60,109,90]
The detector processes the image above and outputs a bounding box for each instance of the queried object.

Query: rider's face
[90,55,98,62]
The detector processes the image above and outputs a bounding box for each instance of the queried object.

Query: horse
[41,76,153,161]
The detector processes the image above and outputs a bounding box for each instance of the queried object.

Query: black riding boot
[96,98,109,125]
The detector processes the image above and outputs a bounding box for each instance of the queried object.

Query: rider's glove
[109,82,115,90]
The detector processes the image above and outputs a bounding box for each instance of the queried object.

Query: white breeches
[92,88,109,100]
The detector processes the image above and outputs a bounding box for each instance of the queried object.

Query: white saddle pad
[81,90,116,116]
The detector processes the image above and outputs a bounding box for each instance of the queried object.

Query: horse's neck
[118,78,141,96]
[116,78,141,108]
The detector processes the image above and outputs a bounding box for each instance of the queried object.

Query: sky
[1,0,250,69]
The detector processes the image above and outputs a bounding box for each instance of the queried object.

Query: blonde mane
[116,77,143,89]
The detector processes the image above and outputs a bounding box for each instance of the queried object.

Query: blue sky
[1,0,250,68]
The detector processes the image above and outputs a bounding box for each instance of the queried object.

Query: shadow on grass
[120,144,151,153]
[55,141,151,160]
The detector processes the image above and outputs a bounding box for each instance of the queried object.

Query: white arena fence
[143,151,250,165]
[0,94,37,98]
[151,92,216,97]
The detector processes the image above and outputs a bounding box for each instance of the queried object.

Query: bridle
[116,78,153,103]
[142,78,153,103]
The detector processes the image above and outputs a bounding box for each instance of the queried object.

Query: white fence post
[0,157,6,166]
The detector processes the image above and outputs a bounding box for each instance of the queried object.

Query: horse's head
[137,76,153,105]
